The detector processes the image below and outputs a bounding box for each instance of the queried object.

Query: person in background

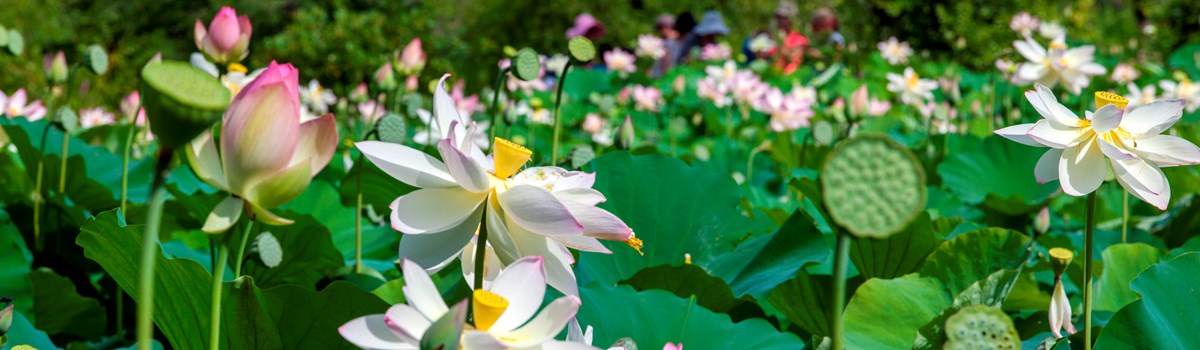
[684,10,730,62]
[669,12,697,67]
[652,13,678,77]
[811,7,844,49]
[775,31,809,74]
[745,1,802,64]
[566,13,606,41]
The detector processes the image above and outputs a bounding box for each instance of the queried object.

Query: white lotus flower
[697,77,731,108]
[603,49,637,74]
[1038,22,1066,39]
[413,108,489,150]
[885,67,937,105]
[300,79,337,114]
[995,85,1200,209]
[1013,36,1106,94]
[340,258,593,350]
[357,75,635,296]
[1110,63,1140,85]
[79,107,116,129]
[1010,12,1040,37]
[635,34,666,60]
[1159,79,1200,112]
[877,37,913,65]
[1125,82,1158,109]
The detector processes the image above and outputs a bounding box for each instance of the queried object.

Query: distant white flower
[635,34,666,60]
[1125,83,1158,109]
[300,79,337,114]
[1038,22,1066,39]
[699,43,732,61]
[545,54,570,77]
[697,77,731,108]
[79,107,116,128]
[748,34,776,53]
[1159,79,1200,112]
[630,85,663,112]
[1013,36,1106,94]
[1110,64,1140,85]
[755,87,814,132]
[1010,12,1040,37]
[886,67,937,105]
[604,49,637,74]
[877,37,913,65]
[357,100,386,124]
[592,127,615,146]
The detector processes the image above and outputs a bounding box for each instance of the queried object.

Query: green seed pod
[255,232,283,268]
[821,135,926,238]
[570,144,595,168]
[512,48,541,82]
[140,60,231,150]
[568,36,596,62]
[377,113,407,144]
[6,30,23,56]
[813,120,835,146]
[0,25,8,48]
[944,305,1021,350]
[1049,247,1073,277]
[56,107,78,134]
[83,45,109,75]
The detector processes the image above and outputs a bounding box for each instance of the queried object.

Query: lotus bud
[673,75,687,94]
[1034,207,1050,234]
[374,62,397,91]
[850,84,869,117]
[619,115,635,149]
[393,38,426,76]
[349,82,368,103]
[44,51,67,84]
[405,75,419,92]
[194,6,252,64]
[0,297,12,336]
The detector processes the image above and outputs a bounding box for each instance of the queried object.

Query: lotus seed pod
[376,113,407,144]
[83,45,109,75]
[821,135,926,238]
[568,36,596,62]
[610,337,637,350]
[255,232,283,268]
[6,30,23,55]
[512,48,541,82]
[944,305,1021,350]
[813,120,835,146]
[1049,247,1073,277]
[140,60,231,149]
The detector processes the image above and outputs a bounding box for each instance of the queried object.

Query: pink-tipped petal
[291,113,338,177]
[498,185,585,237]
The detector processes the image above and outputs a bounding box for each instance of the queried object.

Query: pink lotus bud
[582,113,605,134]
[44,51,68,84]
[673,75,687,94]
[374,62,397,91]
[350,82,369,102]
[120,91,146,123]
[850,84,869,117]
[394,38,426,76]
[1034,207,1050,234]
[194,6,252,64]
[405,75,419,92]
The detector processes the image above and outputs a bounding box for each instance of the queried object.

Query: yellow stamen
[906,73,920,88]
[1048,41,1067,50]
[1094,91,1129,110]
[492,137,532,179]
[625,233,644,256]
[472,289,509,332]
[227,63,249,74]
[684,253,692,264]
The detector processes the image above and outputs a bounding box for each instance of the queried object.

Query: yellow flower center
[472,289,509,332]
[493,137,532,179]
[1048,41,1067,50]
[227,63,249,74]
[906,73,920,88]
[624,232,644,256]
[7,107,20,117]
[1094,91,1129,110]
[1100,127,1134,147]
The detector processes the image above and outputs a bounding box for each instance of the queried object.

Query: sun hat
[655,13,675,29]
[566,13,605,39]
[693,10,729,36]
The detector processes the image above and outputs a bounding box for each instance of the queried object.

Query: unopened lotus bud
[1034,207,1050,234]
[0,297,12,336]
[673,75,686,94]
[44,51,67,84]
[374,62,396,91]
[619,115,635,149]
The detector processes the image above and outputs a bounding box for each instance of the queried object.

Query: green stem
[355,151,365,274]
[137,149,173,350]
[58,130,69,193]
[32,120,52,252]
[473,200,490,290]
[550,61,573,165]
[117,112,137,340]
[1083,192,1097,350]
[209,237,229,350]
[232,220,255,278]
[490,68,510,141]
[1121,190,1129,243]
[830,231,851,350]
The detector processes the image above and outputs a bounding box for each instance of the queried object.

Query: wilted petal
[202,196,244,234]
[338,315,413,350]
[1133,135,1200,166]
[1112,157,1170,209]
[1122,99,1186,137]
[488,256,548,334]
[497,296,581,348]
[994,123,1042,147]
[357,141,457,188]
[498,185,584,237]
[391,188,486,234]
[401,259,450,320]
[398,205,482,270]
[1058,141,1106,196]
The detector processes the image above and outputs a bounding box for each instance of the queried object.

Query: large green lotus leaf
[1001,271,1051,312]
[0,208,32,314]
[337,157,415,224]
[1168,43,1200,78]
[1094,243,1162,311]
[263,282,391,350]
[576,152,772,286]
[620,264,757,317]
[707,209,830,298]
[3,311,57,350]
[851,212,943,279]
[289,180,398,262]
[1095,253,1200,348]
[843,274,951,350]
[937,135,1057,215]
[913,269,1024,349]
[29,269,107,340]
[766,271,834,337]
[238,213,345,290]
[918,228,1032,296]
[576,284,805,350]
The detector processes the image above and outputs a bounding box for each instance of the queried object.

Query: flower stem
[117,113,138,339]
[136,148,174,350]
[232,220,255,278]
[208,236,229,350]
[1121,190,1129,243]
[1083,192,1097,350]
[32,121,52,252]
[473,200,490,290]
[830,231,851,350]
[550,61,573,165]
[490,67,510,141]
[355,152,365,274]
[58,131,69,193]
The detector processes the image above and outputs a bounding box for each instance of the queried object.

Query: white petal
[398,205,482,269]
[1014,39,1046,61]
[498,185,585,237]
[553,188,607,206]
[1090,104,1122,134]
[401,259,450,320]
[1121,99,1186,137]
[338,315,415,350]
[1133,135,1200,166]
[484,197,521,264]
[1018,65,1047,84]
[202,196,244,234]
[561,201,632,241]
[438,137,493,193]
[1035,149,1063,184]
[434,74,465,144]
[185,131,228,191]
[1027,120,1085,149]
[384,304,432,344]
[1058,141,1106,196]
[358,141,457,188]
[534,341,604,350]
[1097,137,1136,161]
[1049,283,1066,338]
[1111,158,1169,211]
[462,330,507,350]
[391,188,486,234]
[497,296,581,348]
[995,123,1043,147]
[1033,84,1083,127]
[461,237,503,291]
[487,256,548,334]
[509,221,579,296]
[553,235,612,254]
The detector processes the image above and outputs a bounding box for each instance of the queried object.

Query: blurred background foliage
[0,0,1196,109]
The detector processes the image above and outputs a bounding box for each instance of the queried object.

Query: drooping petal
[496,296,581,348]
[357,141,457,188]
[994,123,1043,147]
[487,256,548,334]
[248,204,294,226]
[498,185,584,237]
[1049,282,1064,338]
[202,196,244,234]
[383,304,431,345]
[1027,120,1086,149]
[1090,104,1122,134]
[290,113,338,177]
[398,205,482,270]
[243,161,312,210]
[1121,99,1186,137]
[390,188,486,234]
[461,238,502,291]
[508,222,578,296]
[1058,140,1106,196]
[1097,137,1136,161]
[338,315,414,350]
[1032,84,1083,128]
[185,130,228,191]
[1112,158,1170,209]
[221,62,300,195]
[401,259,450,320]
[1035,149,1063,184]
[1133,135,1200,166]
[561,201,632,241]
[438,136,492,193]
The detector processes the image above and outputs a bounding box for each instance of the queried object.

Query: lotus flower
[756,87,813,132]
[886,67,937,106]
[1110,63,1140,85]
[1013,36,1105,94]
[697,77,731,108]
[186,62,338,233]
[699,43,731,61]
[1009,12,1040,37]
[394,38,426,76]
[604,48,637,74]
[356,75,635,296]
[1126,82,1158,109]
[877,37,912,65]
[1039,22,1066,39]
[79,108,116,129]
[194,6,252,64]
[631,85,663,112]
[582,113,606,134]
[450,80,483,116]
[300,79,337,114]
[635,34,666,60]
[995,85,1200,209]
[1,89,46,121]
[1159,79,1200,112]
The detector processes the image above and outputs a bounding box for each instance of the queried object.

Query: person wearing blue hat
[678,10,729,63]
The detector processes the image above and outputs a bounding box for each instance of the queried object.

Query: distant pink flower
[582,113,606,134]
[604,48,637,74]
[730,72,768,106]
[697,77,731,108]
[450,80,483,116]
[636,34,666,59]
[1110,63,1140,85]
[756,87,813,132]
[700,43,731,61]
[194,6,252,64]
[357,100,386,124]
[394,38,426,76]
[79,107,116,129]
[664,342,683,350]
[868,99,892,117]
[631,85,663,112]
[1010,12,1040,36]
[1,89,46,121]
[120,91,147,124]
